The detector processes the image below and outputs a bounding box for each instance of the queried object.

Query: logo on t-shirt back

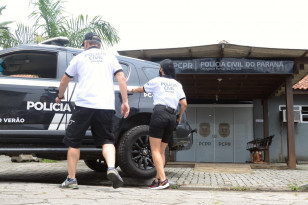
[161,82,177,93]
[85,53,105,63]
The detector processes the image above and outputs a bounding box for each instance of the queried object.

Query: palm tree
[0,5,15,48]
[29,0,64,38]
[29,0,119,48]
[0,6,12,31]
[0,0,120,49]
[0,4,46,48]
[61,14,120,48]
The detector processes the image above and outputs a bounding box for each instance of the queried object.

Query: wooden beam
[246,47,253,58]
[262,99,270,162]
[293,90,308,95]
[269,80,286,98]
[188,48,193,58]
[285,76,296,169]
[294,57,308,64]
[220,44,225,58]
[139,50,150,61]
[293,63,300,74]
[300,51,308,58]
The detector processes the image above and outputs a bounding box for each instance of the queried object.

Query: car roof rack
[40,37,70,46]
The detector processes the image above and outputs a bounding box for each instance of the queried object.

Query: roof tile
[293,75,308,90]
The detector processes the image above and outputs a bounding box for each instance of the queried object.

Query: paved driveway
[0,155,308,191]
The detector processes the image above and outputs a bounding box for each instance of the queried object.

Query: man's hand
[55,74,70,103]
[121,102,130,118]
[116,71,130,118]
[177,116,182,124]
[55,96,65,104]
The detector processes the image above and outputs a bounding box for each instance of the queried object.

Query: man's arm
[130,86,144,93]
[115,71,130,118]
[55,74,71,103]
[178,98,187,124]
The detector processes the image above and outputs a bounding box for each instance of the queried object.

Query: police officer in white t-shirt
[130,59,187,190]
[55,32,129,189]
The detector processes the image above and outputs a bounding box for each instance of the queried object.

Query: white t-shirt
[65,47,123,109]
[143,76,186,110]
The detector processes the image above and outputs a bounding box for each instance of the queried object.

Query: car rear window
[142,67,159,81]
[113,63,129,82]
[0,52,57,79]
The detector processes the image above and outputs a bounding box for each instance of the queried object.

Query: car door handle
[46,87,59,93]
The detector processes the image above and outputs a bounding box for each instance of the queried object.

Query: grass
[41,159,58,163]
[289,184,299,191]
[230,186,249,191]
[289,184,300,191]
[170,184,180,189]
[287,183,308,191]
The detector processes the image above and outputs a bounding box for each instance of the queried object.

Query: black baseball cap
[160,59,176,79]
[81,32,102,46]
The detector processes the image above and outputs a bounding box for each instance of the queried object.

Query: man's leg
[67,147,80,179]
[102,143,115,167]
[60,147,80,189]
[103,143,124,189]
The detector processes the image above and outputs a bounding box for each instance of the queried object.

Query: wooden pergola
[119,43,308,169]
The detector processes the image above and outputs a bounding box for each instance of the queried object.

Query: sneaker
[148,179,160,189]
[60,177,78,189]
[107,169,124,189]
[150,179,169,190]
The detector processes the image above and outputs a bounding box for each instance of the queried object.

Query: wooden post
[169,150,175,162]
[262,99,269,162]
[285,76,296,169]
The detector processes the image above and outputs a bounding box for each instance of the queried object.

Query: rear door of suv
[112,57,141,139]
[0,49,69,142]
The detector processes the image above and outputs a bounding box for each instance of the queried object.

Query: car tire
[84,159,108,172]
[117,125,169,179]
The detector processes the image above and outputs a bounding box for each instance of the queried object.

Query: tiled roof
[293,75,308,90]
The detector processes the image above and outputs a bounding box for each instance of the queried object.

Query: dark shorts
[63,106,115,148]
[149,105,177,143]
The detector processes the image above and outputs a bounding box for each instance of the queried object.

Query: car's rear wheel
[117,125,169,179]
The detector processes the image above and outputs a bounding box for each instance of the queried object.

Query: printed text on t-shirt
[85,53,105,62]
[161,82,177,93]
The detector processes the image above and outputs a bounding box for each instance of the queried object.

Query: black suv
[0,41,193,179]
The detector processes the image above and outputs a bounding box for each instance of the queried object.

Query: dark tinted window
[0,52,57,79]
[113,63,129,82]
[142,67,159,81]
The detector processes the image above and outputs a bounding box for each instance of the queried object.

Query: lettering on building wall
[218,142,231,146]
[173,58,294,74]
[199,141,211,146]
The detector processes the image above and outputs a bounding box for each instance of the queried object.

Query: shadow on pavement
[0,157,152,187]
